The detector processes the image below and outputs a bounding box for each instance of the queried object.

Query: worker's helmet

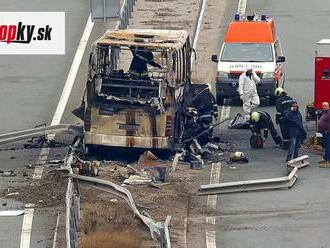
[251,112,260,122]
[275,87,285,97]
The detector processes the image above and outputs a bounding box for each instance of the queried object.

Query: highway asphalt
[213,0,330,247]
[1,0,329,247]
[0,0,90,247]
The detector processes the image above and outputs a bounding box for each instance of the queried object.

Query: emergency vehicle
[211,14,286,105]
[306,39,330,120]
[314,39,330,109]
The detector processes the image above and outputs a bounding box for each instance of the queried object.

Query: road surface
[208,0,330,247]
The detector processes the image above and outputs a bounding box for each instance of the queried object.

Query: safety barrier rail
[65,138,82,248]
[287,155,310,170]
[116,0,137,30]
[68,173,171,247]
[199,167,298,195]
[0,124,82,145]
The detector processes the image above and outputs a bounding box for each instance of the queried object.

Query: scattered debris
[149,182,170,189]
[26,164,35,169]
[171,152,183,172]
[7,192,19,196]
[127,164,146,177]
[136,151,170,182]
[306,133,324,153]
[228,113,250,129]
[1,170,16,177]
[71,158,100,176]
[185,153,204,170]
[48,159,64,165]
[1,171,67,207]
[137,151,159,167]
[229,152,249,163]
[123,175,152,185]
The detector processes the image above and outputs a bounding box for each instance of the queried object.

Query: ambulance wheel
[217,96,224,105]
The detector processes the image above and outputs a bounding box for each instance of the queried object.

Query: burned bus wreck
[74,29,217,152]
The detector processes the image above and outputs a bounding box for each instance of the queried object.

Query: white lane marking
[206,216,216,225]
[219,105,231,129]
[237,0,248,15]
[52,214,60,248]
[32,14,94,180]
[204,2,248,248]
[20,204,35,248]
[33,146,50,179]
[191,0,207,69]
[206,162,221,210]
[206,231,216,248]
[51,14,94,126]
[183,217,188,248]
[0,210,25,216]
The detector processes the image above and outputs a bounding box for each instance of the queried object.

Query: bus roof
[95,29,189,50]
[224,19,276,43]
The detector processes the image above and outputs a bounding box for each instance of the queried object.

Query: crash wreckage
[71,29,222,164]
[0,29,226,172]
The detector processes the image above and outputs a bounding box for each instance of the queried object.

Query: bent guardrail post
[65,137,82,248]
[116,0,137,30]
[199,167,298,195]
[287,155,310,170]
[163,216,172,248]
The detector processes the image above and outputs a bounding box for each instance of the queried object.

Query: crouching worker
[283,101,307,162]
[250,111,282,148]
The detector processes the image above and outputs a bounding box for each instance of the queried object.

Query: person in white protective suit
[238,66,260,121]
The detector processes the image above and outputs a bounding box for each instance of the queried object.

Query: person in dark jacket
[129,46,161,77]
[283,101,307,162]
[250,111,282,146]
[275,87,294,149]
[318,102,330,167]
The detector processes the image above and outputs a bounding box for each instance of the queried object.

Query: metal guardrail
[68,174,172,246]
[161,216,172,248]
[287,155,310,170]
[0,124,82,145]
[116,0,136,30]
[237,0,247,16]
[199,167,298,195]
[65,137,82,248]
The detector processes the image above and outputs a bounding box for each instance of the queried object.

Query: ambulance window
[221,43,273,62]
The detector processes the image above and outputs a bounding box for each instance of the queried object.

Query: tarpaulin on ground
[228,113,250,129]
